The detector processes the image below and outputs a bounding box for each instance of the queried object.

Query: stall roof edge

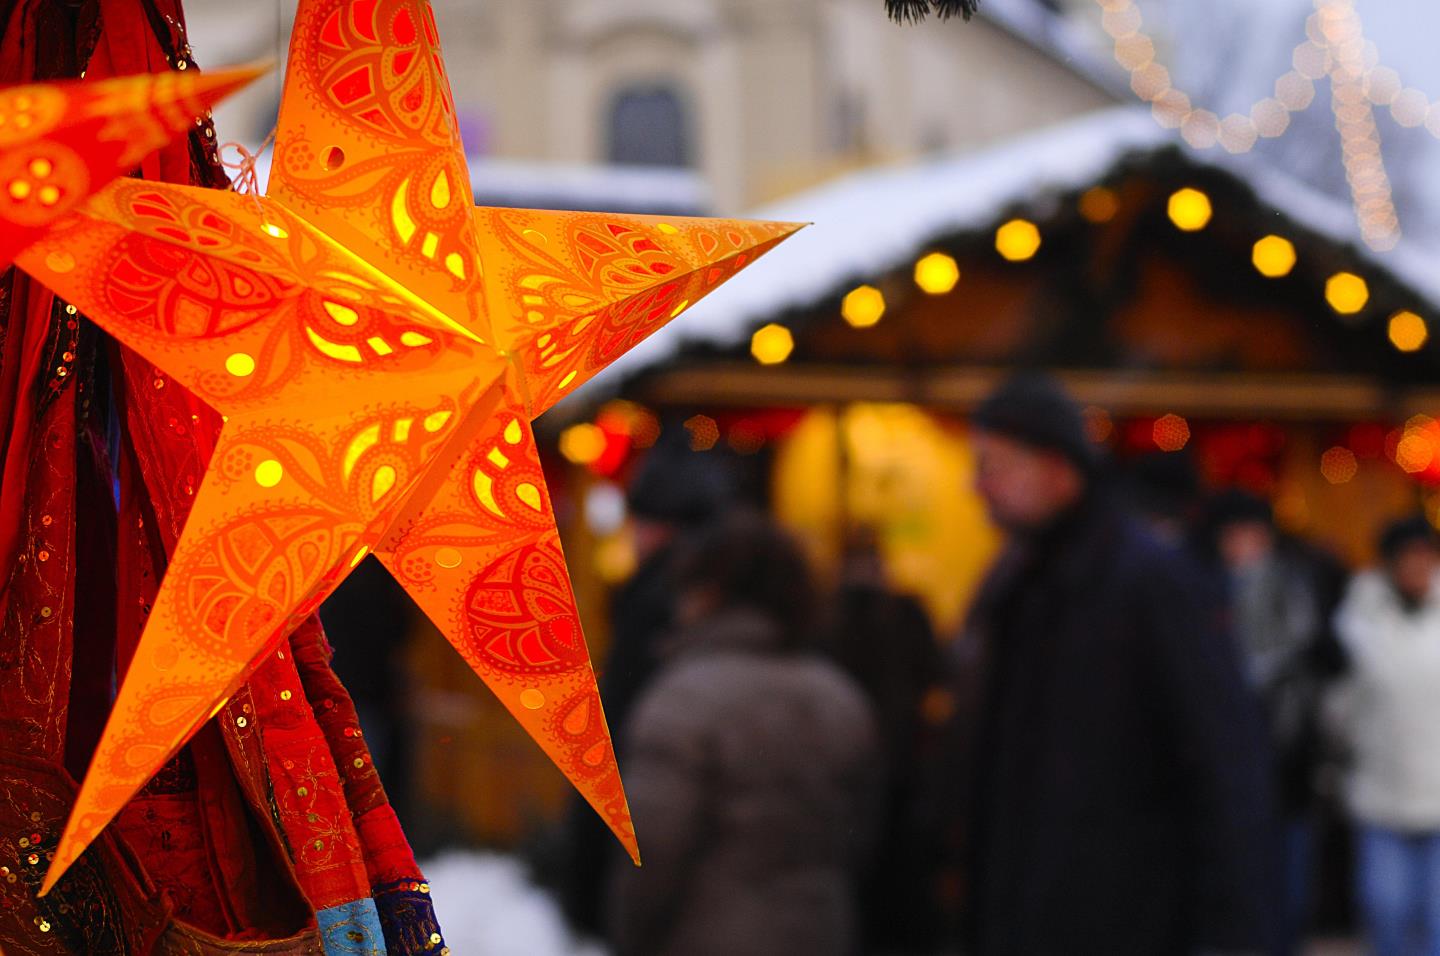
[560,104,1440,413]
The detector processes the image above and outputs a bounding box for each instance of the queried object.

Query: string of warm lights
[742,174,1427,376]
[1100,0,1440,147]
[1318,0,1400,251]
[1095,0,1434,251]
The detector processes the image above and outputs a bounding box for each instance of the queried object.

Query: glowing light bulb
[1325,272,1369,315]
[914,253,960,295]
[1388,310,1428,352]
[751,323,795,365]
[1079,187,1120,223]
[841,285,886,328]
[995,219,1042,262]
[1167,187,1212,232]
[1251,235,1296,278]
[559,424,606,465]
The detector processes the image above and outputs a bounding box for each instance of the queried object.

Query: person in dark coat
[826,527,945,953]
[1198,490,1349,955]
[557,437,735,935]
[608,512,881,956]
[945,374,1274,956]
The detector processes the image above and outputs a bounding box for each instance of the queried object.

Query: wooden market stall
[406,108,1440,847]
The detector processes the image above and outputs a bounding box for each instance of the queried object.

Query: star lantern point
[0,64,266,269]
[18,0,800,895]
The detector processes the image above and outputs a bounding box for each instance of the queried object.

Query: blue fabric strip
[317,898,389,956]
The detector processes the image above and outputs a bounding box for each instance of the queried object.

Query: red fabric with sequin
[0,0,430,949]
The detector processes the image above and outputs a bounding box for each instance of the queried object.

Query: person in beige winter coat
[608,512,881,956]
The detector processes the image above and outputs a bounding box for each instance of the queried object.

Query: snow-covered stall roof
[575,106,1166,394]
[571,104,1440,402]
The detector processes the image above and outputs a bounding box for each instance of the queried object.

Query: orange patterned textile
[20,0,801,895]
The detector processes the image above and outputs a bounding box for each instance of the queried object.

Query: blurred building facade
[186,0,1116,214]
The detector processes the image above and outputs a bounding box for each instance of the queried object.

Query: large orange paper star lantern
[20,0,799,895]
[0,64,263,268]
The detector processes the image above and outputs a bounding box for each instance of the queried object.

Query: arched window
[606,84,693,167]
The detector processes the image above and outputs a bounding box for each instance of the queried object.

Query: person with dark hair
[1123,449,1204,547]
[607,511,880,956]
[1200,489,1347,955]
[558,435,735,935]
[1332,516,1440,956]
[942,373,1273,956]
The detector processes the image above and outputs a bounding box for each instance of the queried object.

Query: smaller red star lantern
[0,65,263,268]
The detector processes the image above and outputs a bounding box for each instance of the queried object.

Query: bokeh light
[685,415,720,451]
[1396,431,1436,474]
[1166,187,1212,232]
[1251,235,1297,278]
[841,285,887,327]
[1079,186,1120,223]
[559,423,606,465]
[1153,413,1191,452]
[751,323,795,364]
[1388,310,1428,352]
[995,219,1042,262]
[630,407,662,448]
[1320,446,1359,484]
[1325,271,1370,315]
[914,252,960,295]
[1393,415,1440,479]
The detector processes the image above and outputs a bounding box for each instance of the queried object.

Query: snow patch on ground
[423,851,607,956]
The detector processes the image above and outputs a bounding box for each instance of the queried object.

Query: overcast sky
[1151,0,1440,251]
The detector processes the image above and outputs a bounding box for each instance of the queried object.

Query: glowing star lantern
[21,0,800,895]
[0,65,264,268]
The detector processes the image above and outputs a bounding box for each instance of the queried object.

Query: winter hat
[1204,488,1275,530]
[1124,450,1201,520]
[627,428,735,527]
[1379,515,1439,561]
[971,372,1098,474]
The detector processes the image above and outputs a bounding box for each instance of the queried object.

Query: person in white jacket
[1333,516,1440,956]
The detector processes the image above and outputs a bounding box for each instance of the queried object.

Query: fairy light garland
[1096,0,1434,251]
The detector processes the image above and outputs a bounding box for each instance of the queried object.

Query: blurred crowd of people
[554,373,1440,956]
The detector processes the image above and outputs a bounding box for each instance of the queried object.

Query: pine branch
[886,0,980,23]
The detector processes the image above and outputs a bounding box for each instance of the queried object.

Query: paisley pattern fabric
[0,0,443,952]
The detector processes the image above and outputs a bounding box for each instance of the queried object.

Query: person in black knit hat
[932,372,1274,956]
[970,371,1100,478]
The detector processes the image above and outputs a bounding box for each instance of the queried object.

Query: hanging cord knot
[219,129,277,216]
[886,0,979,23]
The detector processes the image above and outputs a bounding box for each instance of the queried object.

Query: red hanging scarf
[0,1,442,949]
